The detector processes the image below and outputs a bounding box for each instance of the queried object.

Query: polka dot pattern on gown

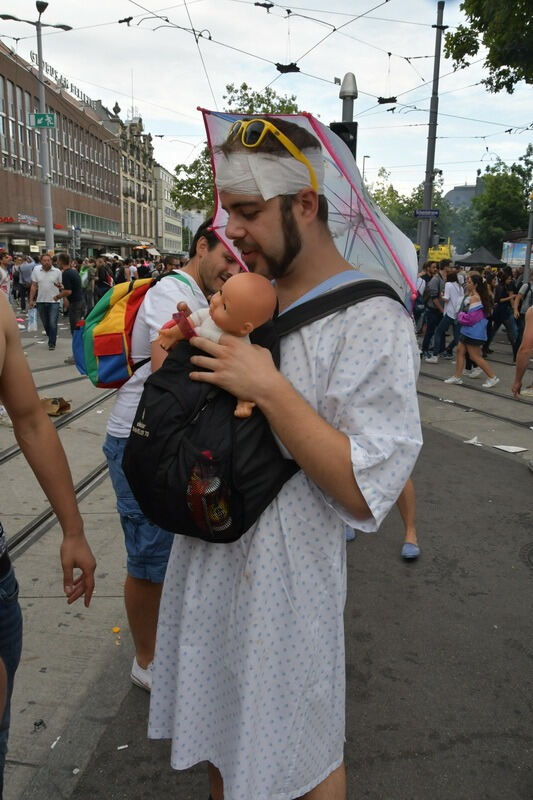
[149,296,422,799]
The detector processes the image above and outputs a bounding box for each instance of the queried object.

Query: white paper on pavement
[463,436,483,447]
[492,445,528,453]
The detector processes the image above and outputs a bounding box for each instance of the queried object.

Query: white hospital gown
[149,296,422,799]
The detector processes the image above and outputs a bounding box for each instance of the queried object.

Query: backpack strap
[274,279,404,337]
[129,271,194,374]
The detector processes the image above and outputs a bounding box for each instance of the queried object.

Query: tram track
[418,368,533,407]
[0,389,116,466]
[7,461,109,559]
[417,388,533,430]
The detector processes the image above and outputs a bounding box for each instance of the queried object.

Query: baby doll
[157,272,277,417]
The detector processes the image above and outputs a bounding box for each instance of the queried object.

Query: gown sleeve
[317,296,423,532]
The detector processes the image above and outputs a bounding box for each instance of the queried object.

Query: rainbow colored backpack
[73,273,191,388]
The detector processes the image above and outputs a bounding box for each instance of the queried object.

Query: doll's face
[209,273,277,336]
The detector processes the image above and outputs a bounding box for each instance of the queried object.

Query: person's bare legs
[396,478,417,546]
[208,763,224,800]
[465,344,495,379]
[453,341,466,377]
[300,762,346,799]
[124,575,163,668]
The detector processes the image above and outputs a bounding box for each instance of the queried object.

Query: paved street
[3,323,533,800]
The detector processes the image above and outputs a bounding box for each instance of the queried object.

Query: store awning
[147,247,160,256]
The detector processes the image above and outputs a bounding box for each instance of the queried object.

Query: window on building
[16,86,23,120]
[6,81,14,117]
[0,77,4,113]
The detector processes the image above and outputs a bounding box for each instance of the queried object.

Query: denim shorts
[0,564,23,796]
[103,434,174,583]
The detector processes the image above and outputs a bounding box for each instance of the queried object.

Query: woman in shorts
[444,271,499,389]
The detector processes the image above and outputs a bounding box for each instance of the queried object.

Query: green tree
[444,0,533,93]
[370,170,460,245]
[171,84,300,213]
[470,165,529,253]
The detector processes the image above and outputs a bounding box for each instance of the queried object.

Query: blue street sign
[414,209,440,219]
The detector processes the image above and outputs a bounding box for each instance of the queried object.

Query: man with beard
[149,118,422,800]
[104,220,239,692]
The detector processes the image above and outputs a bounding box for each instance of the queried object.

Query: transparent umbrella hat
[202,109,418,308]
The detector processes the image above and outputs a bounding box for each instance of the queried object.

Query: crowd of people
[416,259,532,391]
[0,250,187,355]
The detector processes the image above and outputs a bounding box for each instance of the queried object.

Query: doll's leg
[234,399,256,418]
[156,321,186,351]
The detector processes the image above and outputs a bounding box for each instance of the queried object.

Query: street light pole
[0,3,71,254]
[36,6,54,253]
[418,0,447,267]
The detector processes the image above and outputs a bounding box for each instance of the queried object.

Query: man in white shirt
[425,268,464,362]
[103,220,239,693]
[29,254,62,350]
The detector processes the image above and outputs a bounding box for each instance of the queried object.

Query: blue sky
[2,0,531,196]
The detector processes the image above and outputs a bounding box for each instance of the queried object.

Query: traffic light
[329,121,358,161]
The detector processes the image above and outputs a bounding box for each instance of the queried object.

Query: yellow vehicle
[414,238,453,263]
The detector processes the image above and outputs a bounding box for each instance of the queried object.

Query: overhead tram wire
[182,0,218,109]
[226,0,441,27]
[265,0,393,89]
[0,0,206,41]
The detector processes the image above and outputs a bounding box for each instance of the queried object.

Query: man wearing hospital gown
[149,117,422,800]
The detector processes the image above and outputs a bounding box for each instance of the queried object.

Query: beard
[262,198,302,280]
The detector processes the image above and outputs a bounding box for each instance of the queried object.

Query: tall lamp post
[0,2,71,253]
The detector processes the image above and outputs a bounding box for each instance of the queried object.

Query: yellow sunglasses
[226,118,319,193]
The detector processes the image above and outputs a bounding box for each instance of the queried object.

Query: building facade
[153,163,183,255]
[0,43,129,256]
[94,104,157,253]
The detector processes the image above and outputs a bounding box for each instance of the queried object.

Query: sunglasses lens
[243,121,265,146]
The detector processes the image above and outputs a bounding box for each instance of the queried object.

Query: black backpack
[122,279,403,543]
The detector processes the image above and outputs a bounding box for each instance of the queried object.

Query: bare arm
[0,294,95,604]
[513,307,533,397]
[29,280,38,306]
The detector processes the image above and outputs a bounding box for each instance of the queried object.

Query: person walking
[486,269,518,361]
[444,272,499,388]
[425,268,464,362]
[28,254,62,350]
[104,220,240,693]
[512,274,533,352]
[17,258,34,312]
[420,261,448,358]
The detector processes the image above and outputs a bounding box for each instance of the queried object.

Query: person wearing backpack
[513,275,533,352]
[103,220,239,693]
[147,117,422,800]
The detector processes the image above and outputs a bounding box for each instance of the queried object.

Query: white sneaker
[482,376,500,388]
[130,658,153,692]
[520,386,533,397]
[469,367,483,378]
[425,355,439,363]
[462,368,472,376]
[444,376,463,384]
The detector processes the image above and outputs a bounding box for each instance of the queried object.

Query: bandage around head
[215,150,325,200]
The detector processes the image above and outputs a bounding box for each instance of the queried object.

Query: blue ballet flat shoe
[345,526,357,542]
[401,542,420,560]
